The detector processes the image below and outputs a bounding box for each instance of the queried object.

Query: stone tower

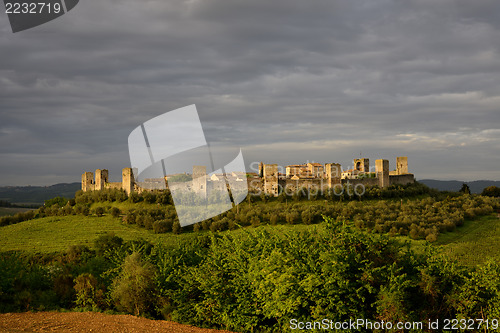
[95,169,109,191]
[81,172,94,191]
[354,158,369,173]
[258,162,264,178]
[376,159,389,189]
[396,156,408,175]
[122,168,134,195]
[192,166,207,198]
[325,163,341,188]
[263,164,279,196]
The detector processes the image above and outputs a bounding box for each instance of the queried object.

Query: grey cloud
[0,0,499,185]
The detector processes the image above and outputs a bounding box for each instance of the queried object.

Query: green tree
[44,196,68,208]
[111,252,157,316]
[459,183,471,195]
[482,186,500,197]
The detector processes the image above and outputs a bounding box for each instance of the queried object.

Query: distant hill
[418,179,500,194]
[0,183,81,205]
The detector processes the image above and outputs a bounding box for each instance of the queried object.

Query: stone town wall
[389,174,415,185]
[341,177,379,187]
[104,182,123,190]
[280,178,328,195]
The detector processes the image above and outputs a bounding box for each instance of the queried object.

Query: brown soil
[0,312,237,333]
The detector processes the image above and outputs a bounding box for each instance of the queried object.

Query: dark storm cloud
[0,0,499,185]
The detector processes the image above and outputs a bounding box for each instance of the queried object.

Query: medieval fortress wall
[81,156,414,197]
[81,168,137,195]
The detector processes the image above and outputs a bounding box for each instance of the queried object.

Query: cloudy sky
[1,0,499,186]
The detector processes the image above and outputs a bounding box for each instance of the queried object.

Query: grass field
[0,215,192,253]
[0,212,321,253]
[0,212,499,267]
[433,214,500,266]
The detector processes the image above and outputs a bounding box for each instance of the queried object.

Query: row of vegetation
[0,200,39,209]
[1,184,499,242]
[1,218,499,332]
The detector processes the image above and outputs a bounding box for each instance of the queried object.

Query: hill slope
[0,182,81,205]
[0,215,187,252]
[418,179,500,194]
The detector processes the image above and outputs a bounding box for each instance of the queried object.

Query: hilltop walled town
[82,156,414,197]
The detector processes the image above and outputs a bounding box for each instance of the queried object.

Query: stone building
[260,156,414,197]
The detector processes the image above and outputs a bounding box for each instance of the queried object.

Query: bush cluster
[482,186,500,197]
[337,195,497,240]
[0,210,36,227]
[187,194,498,241]
[74,189,173,206]
[122,206,180,234]
[1,220,500,332]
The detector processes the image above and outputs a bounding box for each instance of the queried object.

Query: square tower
[325,163,341,187]
[354,158,369,173]
[95,169,109,191]
[258,162,264,178]
[376,159,389,188]
[263,164,279,196]
[122,168,134,195]
[192,165,207,198]
[396,156,408,175]
[81,172,94,192]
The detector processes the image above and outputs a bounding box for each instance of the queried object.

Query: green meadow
[0,215,188,253]
[1,209,498,268]
[434,214,500,266]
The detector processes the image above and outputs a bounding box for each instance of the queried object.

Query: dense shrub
[93,206,104,217]
[153,220,172,233]
[44,196,68,208]
[0,210,36,227]
[123,212,136,224]
[0,253,55,312]
[482,186,500,197]
[110,207,121,218]
[94,234,124,256]
[172,222,181,234]
[53,273,75,308]
[73,273,105,310]
[1,216,500,331]
[157,217,499,331]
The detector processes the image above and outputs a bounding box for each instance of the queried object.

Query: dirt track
[0,312,237,333]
